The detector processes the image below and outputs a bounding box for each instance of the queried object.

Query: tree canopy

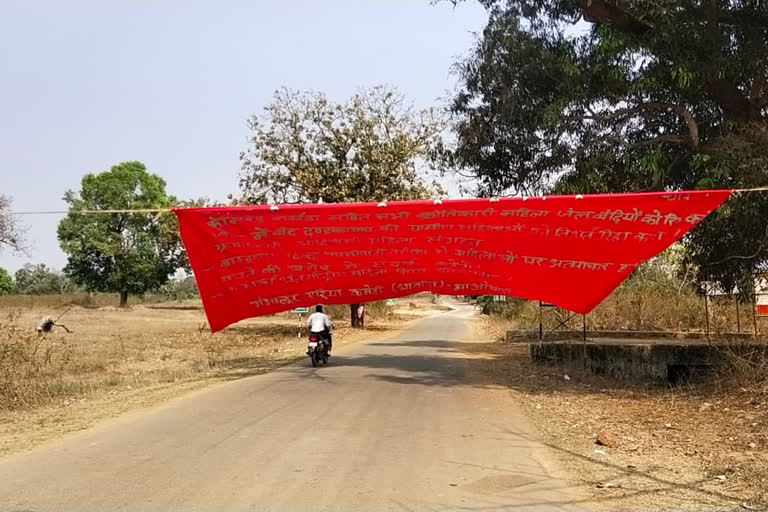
[0,267,13,295]
[238,86,446,205]
[57,162,186,307]
[238,85,447,327]
[14,264,77,295]
[447,0,768,295]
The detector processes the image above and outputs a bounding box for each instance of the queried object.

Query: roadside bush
[711,343,768,392]
[476,295,527,317]
[14,264,78,295]
[0,313,72,410]
[159,276,199,301]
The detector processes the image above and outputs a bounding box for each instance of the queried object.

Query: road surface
[0,304,585,511]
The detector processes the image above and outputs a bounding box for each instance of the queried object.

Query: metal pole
[582,314,588,368]
[753,293,759,338]
[704,292,711,344]
[538,301,543,342]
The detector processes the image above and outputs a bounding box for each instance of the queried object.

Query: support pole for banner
[736,299,741,334]
[582,314,588,369]
[538,301,543,343]
[753,293,759,338]
[704,292,711,344]
[298,313,303,339]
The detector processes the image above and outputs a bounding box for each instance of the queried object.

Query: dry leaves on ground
[469,316,768,511]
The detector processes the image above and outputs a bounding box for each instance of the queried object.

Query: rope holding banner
[6,187,768,216]
[9,208,173,215]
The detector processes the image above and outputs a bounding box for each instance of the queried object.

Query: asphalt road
[0,304,586,511]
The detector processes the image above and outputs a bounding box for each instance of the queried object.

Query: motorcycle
[307,332,329,367]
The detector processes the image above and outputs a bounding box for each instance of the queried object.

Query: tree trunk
[707,78,764,123]
[119,290,129,308]
[577,0,651,35]
[350,303,362,328]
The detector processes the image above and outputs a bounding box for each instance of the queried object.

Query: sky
[0,0,488,274]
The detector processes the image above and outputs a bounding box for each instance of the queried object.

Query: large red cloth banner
[174,190,732,332]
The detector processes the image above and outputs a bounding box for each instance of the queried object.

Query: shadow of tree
[316,337,761,509]
[362,339,674,395]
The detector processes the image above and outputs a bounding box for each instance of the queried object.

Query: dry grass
[0,312,76,409]
[0,292,169,310]
[710,343,768,394]
[488,286,767,335]
[0,294,438,454]
[470,316,768,510]
[0,299,420,412]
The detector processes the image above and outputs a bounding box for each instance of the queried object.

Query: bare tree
[0,194,27,253]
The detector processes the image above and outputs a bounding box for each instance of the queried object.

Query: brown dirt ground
[468,315,768,511]
[0,295,443,456]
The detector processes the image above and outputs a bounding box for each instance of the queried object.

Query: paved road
[0,304,585,511]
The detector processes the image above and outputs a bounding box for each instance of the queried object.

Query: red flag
[174,190,732,332]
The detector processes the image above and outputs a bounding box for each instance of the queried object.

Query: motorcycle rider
[307,305,333,355]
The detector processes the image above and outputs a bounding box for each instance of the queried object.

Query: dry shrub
[496,282,762,334]
[588,285,705,331]
[711,342,768,392]
[0,313,72,410]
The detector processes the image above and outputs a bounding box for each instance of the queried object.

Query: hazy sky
[0,0,488,273]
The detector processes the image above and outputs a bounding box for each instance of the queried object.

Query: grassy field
[0,293,441,454]
[0,292,171,310]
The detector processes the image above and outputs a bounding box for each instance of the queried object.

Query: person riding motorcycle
[307,305,333,355]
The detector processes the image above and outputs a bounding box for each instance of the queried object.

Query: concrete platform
[527,338,768,384]
[506,329,756,343]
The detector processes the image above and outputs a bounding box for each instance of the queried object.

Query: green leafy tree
[159,275,199,301]
[14,263,77,294]
[0,267,13,295]
[57,161,186,307]
[446,0,768,295]
[239,86,446,326]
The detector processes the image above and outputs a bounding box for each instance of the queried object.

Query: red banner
[174,190,732,332]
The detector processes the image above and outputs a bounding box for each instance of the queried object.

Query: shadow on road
[325,337,757,510]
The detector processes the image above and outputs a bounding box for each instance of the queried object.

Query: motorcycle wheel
[310,352,318,367]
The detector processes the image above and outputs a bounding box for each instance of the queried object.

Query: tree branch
[576,0,651,35]
[750,79,768,110]
[708,78,763,122]
[705,223,768,267]
[575,101,700,148]
[627,133,688,148]
[711,8,768,28]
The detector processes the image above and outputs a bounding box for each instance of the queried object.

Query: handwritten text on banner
[174,190,732,332]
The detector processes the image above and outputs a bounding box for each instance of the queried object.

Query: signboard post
[755,275,767,337]
[292,307,309,338]
[538,301,556,342]
[756,276,768,317]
